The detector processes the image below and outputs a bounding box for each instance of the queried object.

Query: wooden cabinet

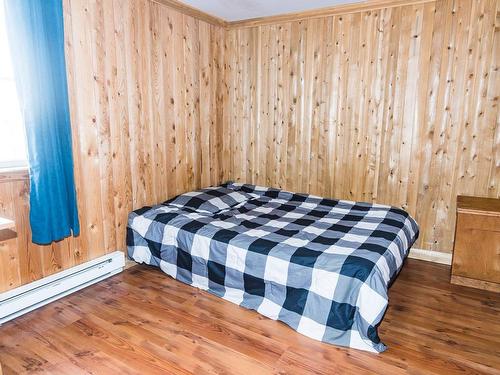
[451,196,500,293]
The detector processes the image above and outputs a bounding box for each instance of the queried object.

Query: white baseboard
[0,251,125,325]
[125,259,138,269]
[408,248,452,265]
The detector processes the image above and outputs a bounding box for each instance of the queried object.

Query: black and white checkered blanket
[127,183,419,352]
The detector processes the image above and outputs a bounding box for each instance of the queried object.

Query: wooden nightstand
[451,196,500,293]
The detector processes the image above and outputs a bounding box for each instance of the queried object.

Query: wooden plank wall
[0,0,224,292]
[1,0,498,293]
[223,0,500,253]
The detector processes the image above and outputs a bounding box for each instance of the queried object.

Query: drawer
[456,212,500,232]
[453,215,500,283]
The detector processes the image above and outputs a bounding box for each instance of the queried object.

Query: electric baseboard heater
[0,251,125,325]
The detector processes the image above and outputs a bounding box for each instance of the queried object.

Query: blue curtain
[4,0,80,244]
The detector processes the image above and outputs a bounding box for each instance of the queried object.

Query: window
[0,0,27,169]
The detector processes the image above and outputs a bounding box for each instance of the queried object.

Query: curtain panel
[4,0,80,244]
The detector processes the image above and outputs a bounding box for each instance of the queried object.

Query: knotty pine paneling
[0,173,73,292]
[0,0,224,292]
[1,0,498,293]
[223,0,500,253]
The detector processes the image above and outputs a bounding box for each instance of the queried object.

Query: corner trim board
[151,0,227,27]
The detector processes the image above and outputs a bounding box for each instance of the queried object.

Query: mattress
[127,183,419,352]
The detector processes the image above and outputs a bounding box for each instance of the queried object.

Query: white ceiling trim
[177,0,364,22]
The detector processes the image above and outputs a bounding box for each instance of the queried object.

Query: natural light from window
[0,0,27,169]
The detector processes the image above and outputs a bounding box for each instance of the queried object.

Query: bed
[127,183,419,352]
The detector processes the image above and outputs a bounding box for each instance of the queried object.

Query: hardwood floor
[0,259,499,374]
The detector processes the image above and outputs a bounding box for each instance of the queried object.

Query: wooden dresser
[451,196,500,292]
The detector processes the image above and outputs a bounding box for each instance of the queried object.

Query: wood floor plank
[1,259,499,374]
[63,291,287,367]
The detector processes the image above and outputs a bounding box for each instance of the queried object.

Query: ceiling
[179,0,364,22]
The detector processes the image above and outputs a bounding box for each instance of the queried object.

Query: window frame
[0,160,28,170]
[0,0,28,170]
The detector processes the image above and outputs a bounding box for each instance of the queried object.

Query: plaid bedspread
[127,183,419,352]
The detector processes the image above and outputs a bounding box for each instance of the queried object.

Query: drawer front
[456,212,500,231]
[453,213,500,283]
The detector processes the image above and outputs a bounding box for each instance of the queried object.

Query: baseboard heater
[0,251,125,325]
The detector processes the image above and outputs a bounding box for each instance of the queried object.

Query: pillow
[227,182,332,206]
[227,182,273,196]
[227,182,283,199]
[165,186,254,214]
